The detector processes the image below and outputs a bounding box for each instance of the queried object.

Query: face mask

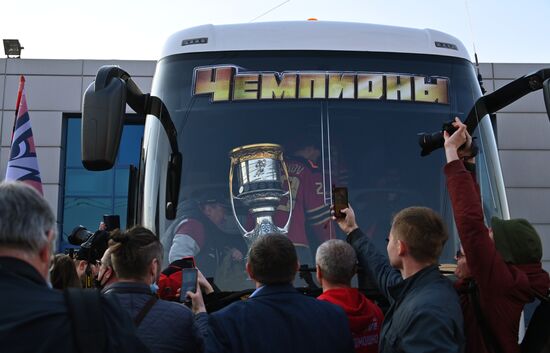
[150,282,159,295]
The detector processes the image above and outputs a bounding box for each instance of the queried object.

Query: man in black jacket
[334,205,464,353]
[0,181,149,353]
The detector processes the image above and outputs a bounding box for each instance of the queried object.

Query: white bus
[81,21,550,298]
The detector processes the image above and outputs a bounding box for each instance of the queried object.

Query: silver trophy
[229,143,293,247]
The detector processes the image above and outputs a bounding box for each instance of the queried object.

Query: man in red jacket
[316,239,383,353]
[443,118,549,353]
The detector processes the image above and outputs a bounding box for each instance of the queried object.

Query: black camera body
[68,226,109,264]
[441,121,458,136]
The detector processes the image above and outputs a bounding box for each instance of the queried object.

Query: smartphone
[180,268,198,303]
[103,215,120,231]
[332,186,349,219]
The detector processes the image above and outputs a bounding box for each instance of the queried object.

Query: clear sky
[2,0,549,63]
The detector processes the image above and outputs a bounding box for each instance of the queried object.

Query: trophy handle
[279,155,293,233]
[229,157,250,236]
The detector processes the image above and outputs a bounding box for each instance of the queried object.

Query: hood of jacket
[318,287,382,333]
[516,263,550,297]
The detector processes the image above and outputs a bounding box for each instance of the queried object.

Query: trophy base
[243,217,287,248]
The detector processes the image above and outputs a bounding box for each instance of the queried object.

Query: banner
[5,76,43,195]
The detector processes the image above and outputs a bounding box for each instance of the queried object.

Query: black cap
[193,188,228,206]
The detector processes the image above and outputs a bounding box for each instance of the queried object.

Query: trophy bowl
[229,143,293,247]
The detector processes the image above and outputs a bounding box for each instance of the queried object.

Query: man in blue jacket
[189,234,354,353]
[0,181,149,353]
[334,205,465,353]
[102,226,203,353]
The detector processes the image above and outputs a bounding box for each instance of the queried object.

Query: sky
[1,0,549,63]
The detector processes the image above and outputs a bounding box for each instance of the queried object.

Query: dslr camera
[418,120,459,156]
[67,226,109,264]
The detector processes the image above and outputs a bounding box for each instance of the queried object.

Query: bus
[81,21,550,298]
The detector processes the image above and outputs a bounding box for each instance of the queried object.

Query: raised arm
[443,118,518,292]
[334,205,402,299]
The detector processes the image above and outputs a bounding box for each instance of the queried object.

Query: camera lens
[418,131,444,156]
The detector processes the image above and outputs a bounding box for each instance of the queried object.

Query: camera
[68,226,109,264]
[418,120,459,156]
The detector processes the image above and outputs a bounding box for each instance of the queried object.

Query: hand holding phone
[180,268,198,304]
[332,186,349,219]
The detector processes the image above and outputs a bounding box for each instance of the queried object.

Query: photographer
[68,226,109,288]
[97,246,118,291]
[443,118,549,353]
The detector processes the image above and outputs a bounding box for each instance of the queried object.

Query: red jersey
[275,157,332,246]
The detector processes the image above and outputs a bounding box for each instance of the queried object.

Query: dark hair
[50,254,81,290]
[392,207,448,264]
[109,226,163,280]
[248,235,297,285]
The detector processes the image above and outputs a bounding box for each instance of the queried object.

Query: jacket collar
[388,264,440,301]
[102,281,153,296]
[249,283,298,298]
[0,256,47,287]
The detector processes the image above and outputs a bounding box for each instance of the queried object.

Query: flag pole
[11,75,26,144]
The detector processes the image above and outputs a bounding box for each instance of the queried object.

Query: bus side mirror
[81,78,126,171]
[544,78,550,122]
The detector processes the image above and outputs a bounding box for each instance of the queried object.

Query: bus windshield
[146,51,505,291]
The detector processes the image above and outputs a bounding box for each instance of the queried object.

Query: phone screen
[180,268,198,303]
[333,186,349,218]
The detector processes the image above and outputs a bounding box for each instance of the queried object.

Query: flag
[5,76,43,195]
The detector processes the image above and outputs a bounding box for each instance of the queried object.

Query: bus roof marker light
[182,37,208,46]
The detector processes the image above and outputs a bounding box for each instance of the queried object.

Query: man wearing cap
[443,118,549,353]
[167,189,246,288]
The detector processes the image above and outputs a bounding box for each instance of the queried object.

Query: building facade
[0,58,548,271]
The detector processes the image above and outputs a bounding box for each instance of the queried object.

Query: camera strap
[133,296,158,327]
[102,284,159,327]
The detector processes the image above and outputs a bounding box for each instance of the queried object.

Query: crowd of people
[0,118,548,353]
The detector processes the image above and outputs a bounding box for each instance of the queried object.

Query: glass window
[60,116,144,251]
[146,51,500,292]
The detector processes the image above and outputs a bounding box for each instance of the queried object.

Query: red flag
[4,76,43,195]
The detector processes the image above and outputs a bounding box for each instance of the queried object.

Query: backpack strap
[133,296,158,327]
[64,288,107,353]
[468,281,503,353]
